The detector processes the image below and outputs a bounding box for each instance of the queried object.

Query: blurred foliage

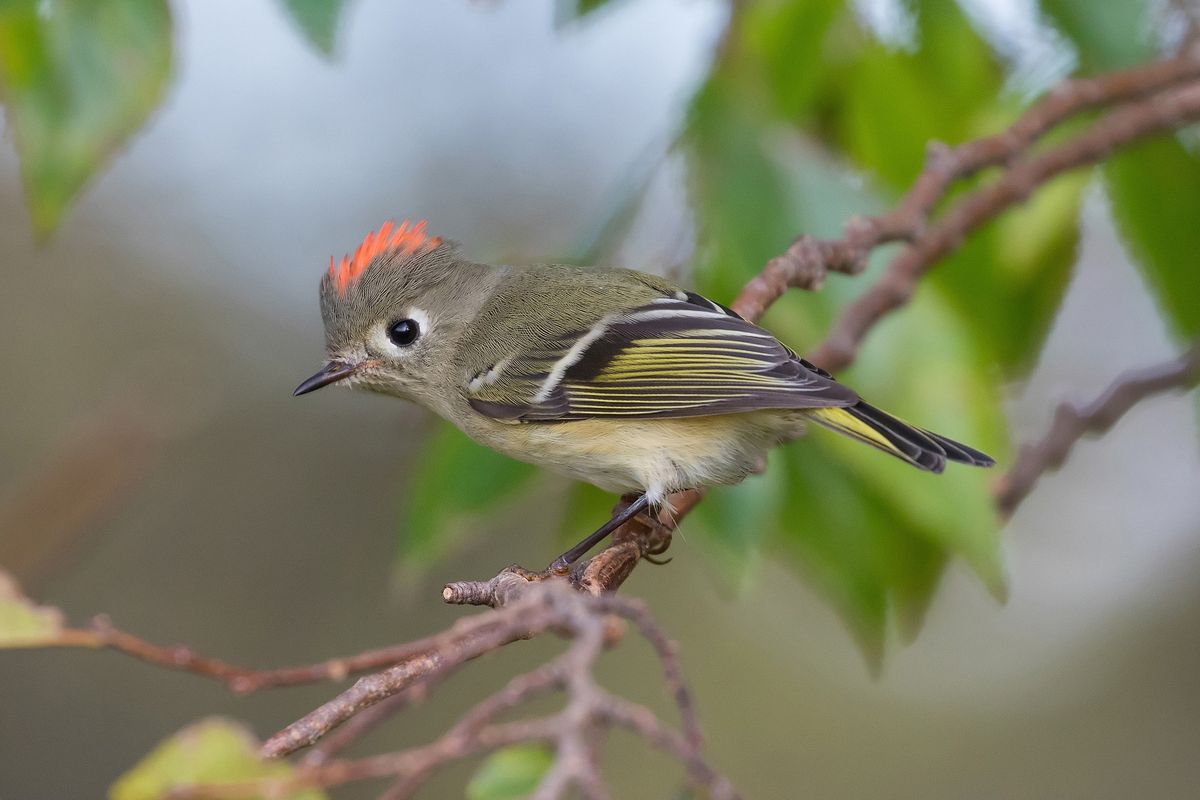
[0,0,171,236]
[399,424,537,570]
[0,0,1192,678]
[467,745,554,800]
[109,718,325,800]
[0,570,63,647]
[281,0,348,56]
[1106,136,1200,339]
[555,0,621,26]
[1040,0,1154,71]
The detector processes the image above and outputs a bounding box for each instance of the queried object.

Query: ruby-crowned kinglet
[295,220,993,569]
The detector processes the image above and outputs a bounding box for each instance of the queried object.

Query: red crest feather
[329,219,442,295]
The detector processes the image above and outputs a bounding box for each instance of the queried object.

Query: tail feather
[808,403,994,472]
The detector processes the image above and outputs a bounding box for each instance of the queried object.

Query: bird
[295,220,995,573]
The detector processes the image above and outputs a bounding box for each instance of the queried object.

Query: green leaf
[0,570,64,647]
[467,745,553,800]
[110,718,327,800]
[761,290,1006,663]
[281,0,347,57]
[400,422,537,568]
[554,0,621,26]
[686,64,799,302]
[828,0,1004,188]
[690,458,785,587]
[741,0,846,122]
[572,0,613,17]
[1040,0,1154,72]
[0,0,173,236]
[774,443,944,664]
[829,289,1007,597]
[929,169,1087,371]
[684,55,1007,656]
[558,479,619,548]
[1105,135,1200,338]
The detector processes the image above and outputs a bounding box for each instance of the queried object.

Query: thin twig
[810,81,1200,371]
[261,587,571,758]
[165,583,736,800]
[299,678,438,766]
[733,49,1200,321]
[46,609,532,694]
[994,341,1200,516]
[165,718,565,799]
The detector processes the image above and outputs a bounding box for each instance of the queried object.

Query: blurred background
[2,0,1200,797]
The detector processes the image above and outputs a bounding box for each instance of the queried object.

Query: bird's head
[294,220,490,408]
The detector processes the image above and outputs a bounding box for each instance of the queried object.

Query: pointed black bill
[294,362,359,396]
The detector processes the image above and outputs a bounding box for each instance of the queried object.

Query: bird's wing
[465,291,858,421]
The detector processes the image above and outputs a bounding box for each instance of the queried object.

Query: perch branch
[994,341,1200,516]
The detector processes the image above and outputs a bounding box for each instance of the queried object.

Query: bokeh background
[2,0,1200,798]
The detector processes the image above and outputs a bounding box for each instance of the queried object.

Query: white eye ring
[372,307,431,356]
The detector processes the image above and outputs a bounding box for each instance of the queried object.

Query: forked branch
[162,582,733,800]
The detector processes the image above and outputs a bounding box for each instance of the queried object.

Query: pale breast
[457,411,806,502]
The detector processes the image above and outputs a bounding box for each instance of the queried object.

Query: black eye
[387,318,420,347]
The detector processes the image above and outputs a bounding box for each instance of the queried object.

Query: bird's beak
[293,361,360,396]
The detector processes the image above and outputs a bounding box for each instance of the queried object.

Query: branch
[260,586,574,758]
[165,582,736,800]
[994,341,1200,516]
[45,611,526,694]
[733,49,1200,321]
[810,80,1200,371]
[299,679,438,767]
[441,491,688,606]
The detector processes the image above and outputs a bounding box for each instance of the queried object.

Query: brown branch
[994,341,1200,516]
[441,491,686,607]
[299,678,438,766]
[45,610,524,694]
[165,718,565,799]
[733,48,1200,321]
[260,586,571,758]
[810,81,1200,371]
[166,582,736,800]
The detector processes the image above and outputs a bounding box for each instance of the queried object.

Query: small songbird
[296,220,994,571]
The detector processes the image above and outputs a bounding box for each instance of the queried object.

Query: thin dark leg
[547,493,650,575]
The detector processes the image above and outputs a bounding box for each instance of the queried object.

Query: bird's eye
[387,318,420,347]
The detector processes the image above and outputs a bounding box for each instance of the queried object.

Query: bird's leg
[547,492,650,575]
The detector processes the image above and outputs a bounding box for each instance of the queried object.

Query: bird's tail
[806,403,995,473]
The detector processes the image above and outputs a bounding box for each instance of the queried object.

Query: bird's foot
[442,493,676,608]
